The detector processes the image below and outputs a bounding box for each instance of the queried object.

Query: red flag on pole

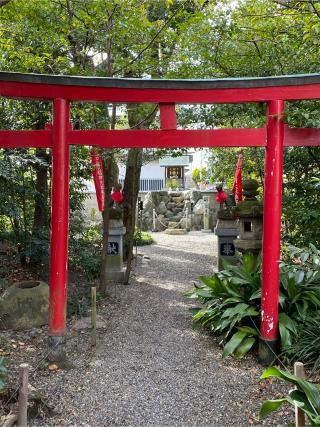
[232,153,243,203]
[91,150,105,212]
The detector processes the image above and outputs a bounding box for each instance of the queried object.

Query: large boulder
[183,190,202,204]
[171,196,184,204]
[165,210,175,218]
[0,281,49,330]
[158,201,167,215]
[193,198,205,215]
[155,214,167,231]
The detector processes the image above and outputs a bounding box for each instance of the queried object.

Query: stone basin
[0,280,49,330]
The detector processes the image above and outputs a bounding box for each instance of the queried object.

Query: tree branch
[112,3,184,75]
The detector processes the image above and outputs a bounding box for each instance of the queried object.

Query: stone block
[0,281,49,330]
[164,228,187,235]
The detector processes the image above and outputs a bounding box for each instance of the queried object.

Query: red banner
[232,153,243,203]
[91,150,105,212]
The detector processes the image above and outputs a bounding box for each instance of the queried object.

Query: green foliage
[282,317,320,373]
[67,287,102,318]
[0,357,7,391]
[134,229,154,246]
[191,167,208,184]
[187,246,320,359]
[260,366,320,426]
[69,222,102,282]
[186,252,262,357]
[166,178,180,190]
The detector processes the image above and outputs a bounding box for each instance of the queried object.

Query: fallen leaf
[48,364,59,371]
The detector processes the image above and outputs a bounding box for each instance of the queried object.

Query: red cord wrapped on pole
[232,153,243,203]
[91,150,105,212]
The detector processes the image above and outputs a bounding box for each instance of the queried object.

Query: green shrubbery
[186,245,320,365]
[260,366,320,425]
[134,229,154,246]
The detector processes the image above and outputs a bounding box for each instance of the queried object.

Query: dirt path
[29,232,289,426]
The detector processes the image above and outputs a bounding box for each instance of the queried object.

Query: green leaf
[260,398,289,419]
[237,326,259,336]
[222,330,246,358]
[261,367,320,412]
[243,252,255,273]
[234,336,256,358]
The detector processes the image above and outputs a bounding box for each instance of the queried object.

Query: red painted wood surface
[260,100,285,341]
[159,104,177,129]
[0,127,319,149]
[49,99,70,337]
[2,80,320,103]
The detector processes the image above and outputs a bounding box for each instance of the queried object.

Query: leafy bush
[260,366,320,425]
[0,357,7,391]
[186,245,320,359]
[166,178,180,190]
[186,252,262,357]
[281,316,320,372]
[134,229,154,246]
[69,223,102,281]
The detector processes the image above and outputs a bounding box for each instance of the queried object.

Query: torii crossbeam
[1,72,320,363]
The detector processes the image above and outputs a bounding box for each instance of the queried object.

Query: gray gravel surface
[29,232,292,426]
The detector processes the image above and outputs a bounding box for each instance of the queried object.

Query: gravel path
[30,231,290,426]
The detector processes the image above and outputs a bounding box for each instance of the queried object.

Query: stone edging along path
[29,231,290,426]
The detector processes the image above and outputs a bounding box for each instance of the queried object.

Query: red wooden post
[259,99,285,364]
[48,98,70,362]
[159,103,177,129]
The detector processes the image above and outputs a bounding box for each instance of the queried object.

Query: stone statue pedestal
[214,211,239,270]
[105,219,126,282]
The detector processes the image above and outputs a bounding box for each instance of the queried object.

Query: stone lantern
[105,208,126,282]
[233,179,263,259]
[214,208,239,270]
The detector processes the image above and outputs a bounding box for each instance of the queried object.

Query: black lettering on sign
[107,242,119,255]
[220,242,235,257]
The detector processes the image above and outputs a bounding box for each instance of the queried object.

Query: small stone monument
[105,210,126,282]
[214,209,239,270]
[201,196,211,233]
[233,179,263,260]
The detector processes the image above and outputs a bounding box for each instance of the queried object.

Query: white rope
[153,205,188,230]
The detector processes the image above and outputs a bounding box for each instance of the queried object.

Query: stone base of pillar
[258,337,278,366]
[201,229,212,233]
[106,267,126,282]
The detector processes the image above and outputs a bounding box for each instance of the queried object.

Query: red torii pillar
[259,99,285,363]
[48,98,70,361]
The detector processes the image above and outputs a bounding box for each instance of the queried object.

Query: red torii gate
[1,72,320,363]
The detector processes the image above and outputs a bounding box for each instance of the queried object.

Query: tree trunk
[123,149,143,284]
[99,154,112,296]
